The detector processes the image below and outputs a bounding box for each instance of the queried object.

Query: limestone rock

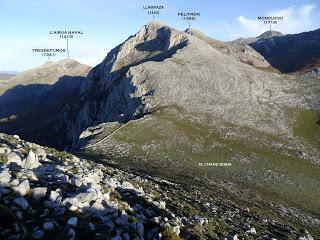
[13,179,30,196]
[32,187,47,201]
[23,150,41,169]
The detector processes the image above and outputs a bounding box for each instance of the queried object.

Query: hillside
[47,22,319,236]
[54,22,314,150]
[0,73,16,81]
[0,133,317,239]
[185,28,274,70]
[233,29,320,73]
[0,59,91,146]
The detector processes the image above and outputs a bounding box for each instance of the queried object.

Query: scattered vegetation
[170,57,184,65]
[77,105,320,236]
[161,226,182,240]
[293,108,320,149]
[0,153,8,163]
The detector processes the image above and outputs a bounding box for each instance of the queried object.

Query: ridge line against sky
[0,0,319,71]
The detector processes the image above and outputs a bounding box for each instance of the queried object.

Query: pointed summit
[143,21,167,29]
[257,30,283,39]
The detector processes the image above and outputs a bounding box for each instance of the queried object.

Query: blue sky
[1,0,319,71]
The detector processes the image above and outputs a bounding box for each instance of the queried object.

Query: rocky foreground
[0,133,316,240]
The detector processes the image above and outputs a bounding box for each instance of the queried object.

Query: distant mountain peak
[42,58,83,67]
[185,28,203,35]
[143,21,168,30]
[257,30,284,39]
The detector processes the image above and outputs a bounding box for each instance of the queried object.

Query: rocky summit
[50,21,314,150]
[0,133,317,240]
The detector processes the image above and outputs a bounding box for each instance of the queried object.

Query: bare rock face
[62,21,310,149]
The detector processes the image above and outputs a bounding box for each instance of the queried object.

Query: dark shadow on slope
[0,75,85,118]
[249,29,320,73]
[61,28,188,150]
[0,27,188,151]
[135,27,175,52]
[0,75,86,149]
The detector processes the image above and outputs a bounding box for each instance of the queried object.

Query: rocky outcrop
[0,133,316,239]
[304,67,320,76]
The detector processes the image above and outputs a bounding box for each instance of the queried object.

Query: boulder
[131,222,144,237]
[74,189,99,203]
[115,210,128,226]
[67,217,78,227]
[0,147,10,154]
[13,179,30,196]
[49,190,61,202]
[23,150,41,169]
[14,197,29,210]
[32,187,47,201]
[7,151,22,165]
[43,221,55,230]
[32,229,44,239]
[0,171,11,184]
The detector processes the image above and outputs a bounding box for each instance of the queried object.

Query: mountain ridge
[63,21,309,149]
[233,28,320,73]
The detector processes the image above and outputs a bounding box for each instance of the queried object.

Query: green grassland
[77,105,320,236]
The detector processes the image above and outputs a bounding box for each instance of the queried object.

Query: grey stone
[23,150,41,169]
[7,151,22,165]
[68,228,76,240]
[115,210,128,226]
[131,222,144,237]
[0,147,10,154]
[32,229,44,239]
[32,187,47,201]
[43,221,54,230]
[0,171,11,183]
[10,179,19,186]
[74,189,98,203]
[14,197,29,210]
[13,179,30,196]
[67,217,78,227]
[49,190,61,202]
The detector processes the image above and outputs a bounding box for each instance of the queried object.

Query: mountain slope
[1,22,318,237]
[185,28,273,70]
[58,22,320,236]
[57,21,311,151]
[0,59,89,96]
[0,73,16,80]
[0,59,91,146]
[1,133,318,239]
[234,29,320,73]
